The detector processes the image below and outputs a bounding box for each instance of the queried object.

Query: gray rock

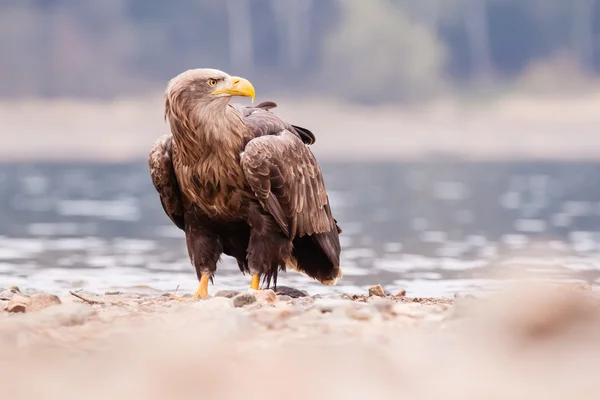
[232,293,257,308]
[0,287,20,301]
[214,290,241,299]
[274,286,309,298]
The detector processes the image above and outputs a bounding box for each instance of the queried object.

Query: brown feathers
[149,68,342,288]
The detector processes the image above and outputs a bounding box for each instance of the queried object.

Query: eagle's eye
[207,79,218,87]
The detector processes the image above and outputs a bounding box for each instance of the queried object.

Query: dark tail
[290,229,342,285]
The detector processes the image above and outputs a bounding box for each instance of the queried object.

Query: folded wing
[148,134,185,230]
[240,126,340,267]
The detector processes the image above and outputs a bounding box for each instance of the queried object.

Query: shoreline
[2,93,600,163]
[1,281,600,398]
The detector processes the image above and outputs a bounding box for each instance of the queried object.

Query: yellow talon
[169,294,185,302]
[168,275,210,301]
[250,274,260,290]
[193,275,210,300]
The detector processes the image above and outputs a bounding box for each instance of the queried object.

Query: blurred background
[1,0,600,297]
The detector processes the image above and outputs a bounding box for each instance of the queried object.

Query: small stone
[41,303,96,326]
[370,297,395,314]
[277,295,293,302]
[5,294,31,313]
[196,296,233,310]
[368,284,386,297]
[232,293,257,308]
[0,290,15,301]
[274,286,309,298]
[313,298,350,313]
[105,291,123,295]
[27,293,62,312]
[346,306,373,321]
[252,289,277,304]
[394,289,407,297]
[214,290,241,299]
[570,282,592,291]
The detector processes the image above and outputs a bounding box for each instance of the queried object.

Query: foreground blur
[0,270,599,400]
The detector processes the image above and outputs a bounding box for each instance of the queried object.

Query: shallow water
[1,161,600,297]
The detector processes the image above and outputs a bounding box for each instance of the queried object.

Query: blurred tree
[572,0,595,73]
[1,0,600,100]
[461,0,493,84]
[226,0,255,72]
[319,0,446,104]
[271,0,313,74]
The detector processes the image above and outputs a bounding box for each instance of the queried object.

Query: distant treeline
[1,0,599,102]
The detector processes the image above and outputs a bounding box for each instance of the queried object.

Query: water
[1,161,600,297]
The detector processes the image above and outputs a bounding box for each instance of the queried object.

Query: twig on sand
[69,290,105,305]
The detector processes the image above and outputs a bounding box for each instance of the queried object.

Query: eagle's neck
[168,101,249,193]
[170,101,246,159]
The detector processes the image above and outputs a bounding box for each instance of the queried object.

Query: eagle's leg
[247,206,292,292]
[193,275,210,300]
[250,274,260,290]
[170,226,220,301]
[169,274,211,302]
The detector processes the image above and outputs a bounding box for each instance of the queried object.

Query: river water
[1,161,600,297]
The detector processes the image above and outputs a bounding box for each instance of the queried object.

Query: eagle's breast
[175,152,250,220]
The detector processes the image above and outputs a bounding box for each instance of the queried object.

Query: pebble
[232,293,257,308]
[369,297,395,315]
[27,293,62,312]
[194,297,233,311]
[5,294,32,313]
[345,306,374,321]
[214,290,241,299]
[38,303,96,326]
[368,284,387,297]
[313,298,351,313]
[252,289,277,304]
[274,286,309,298]
[0,287,20,301]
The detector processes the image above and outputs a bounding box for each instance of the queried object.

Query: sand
[1,280,600,400]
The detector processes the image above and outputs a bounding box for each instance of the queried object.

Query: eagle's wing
[240,119,339,265]
[148,134,185,230]
[234,101,316,145]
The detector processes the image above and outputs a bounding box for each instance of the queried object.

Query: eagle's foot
[250,274,260,290]
[168,275,210,301]
[192,275,210,300]
[169,294,186,302]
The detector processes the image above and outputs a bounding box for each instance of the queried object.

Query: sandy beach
[2,92,600,399]
[1,278,599,400]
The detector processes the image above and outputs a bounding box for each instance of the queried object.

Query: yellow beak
[211,76,255,103]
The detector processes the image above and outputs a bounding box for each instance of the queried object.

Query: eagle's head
[165,68,255,112]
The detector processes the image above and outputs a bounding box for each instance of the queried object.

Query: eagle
[149,68,342,300]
